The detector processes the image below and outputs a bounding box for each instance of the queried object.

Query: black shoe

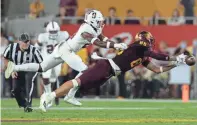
[55,97,59,106]
[24,106,33,112]
[11,90,15,97]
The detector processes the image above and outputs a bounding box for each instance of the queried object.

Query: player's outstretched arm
[81,32,127,50]
[144,50,186,63]
[142,60,177,74]
[81,32,114,48]
[98,34,109,42]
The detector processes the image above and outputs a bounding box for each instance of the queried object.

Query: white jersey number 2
[46,44,58,54]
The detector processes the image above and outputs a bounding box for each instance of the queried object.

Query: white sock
[48,92,56,102]
[14,63,39,72]
[67,72,82,98]
[44,83,51,93]
[51,92,56,98]
[67,87,79,98]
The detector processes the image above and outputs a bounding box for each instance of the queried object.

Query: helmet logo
[92,12,96,18]
[84,10,104,30]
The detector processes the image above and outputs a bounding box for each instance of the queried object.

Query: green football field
[1,98,197,125]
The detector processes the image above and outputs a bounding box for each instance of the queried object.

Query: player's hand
[114,43,128,50]
[175,54,187,66]
[11,72,18,79]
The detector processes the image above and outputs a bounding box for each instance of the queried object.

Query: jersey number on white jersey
[46,44,58,54]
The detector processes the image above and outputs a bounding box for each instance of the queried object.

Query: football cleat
[39,93,53,112]
[5,61,15,79]
[46,102,53,108]
[64,95,82,106]
[24,106,33,113]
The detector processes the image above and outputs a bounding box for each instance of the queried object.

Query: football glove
[114,43,128,50]
[174,53,187,66]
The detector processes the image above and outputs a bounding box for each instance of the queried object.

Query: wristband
[103,37,108,42]
[91,38,98,44]
[106,42,111,48]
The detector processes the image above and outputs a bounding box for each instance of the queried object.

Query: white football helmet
[84,10,105,30]
[46,21,60,40]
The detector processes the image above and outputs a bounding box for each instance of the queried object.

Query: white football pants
[40,42,88,73]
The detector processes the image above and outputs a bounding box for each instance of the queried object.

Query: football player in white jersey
[5,10,128,107]
[36,21,69,106]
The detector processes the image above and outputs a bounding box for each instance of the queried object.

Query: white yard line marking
[1,98,197,102]
[2,118,197,123]
[2,98,197,103]
[78,98,197,103]
[1,106,194,110]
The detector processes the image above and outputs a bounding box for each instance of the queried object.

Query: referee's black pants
[12,71,37,108]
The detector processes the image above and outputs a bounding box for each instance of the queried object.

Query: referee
[3,33,43,112]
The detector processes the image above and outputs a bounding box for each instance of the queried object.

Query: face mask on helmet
[46,21,60,40]
[135,31,155,48]
[49,30,59,40]
[146,33,155,47]
[97,20,105,29]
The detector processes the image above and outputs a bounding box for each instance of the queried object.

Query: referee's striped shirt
[3,42,43,64]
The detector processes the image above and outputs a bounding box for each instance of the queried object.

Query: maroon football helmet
[135,31,155,48]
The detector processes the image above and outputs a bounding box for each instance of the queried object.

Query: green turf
[1,99,197,125]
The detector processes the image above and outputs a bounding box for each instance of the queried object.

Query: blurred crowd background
[1,0,197,99]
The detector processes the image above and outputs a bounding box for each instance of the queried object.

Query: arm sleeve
[3,44,11,59]
[144,50,169,61]
[81,32,98,44]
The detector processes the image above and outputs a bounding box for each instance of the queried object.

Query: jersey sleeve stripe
[34,49,43,63]
[36,50,43,62]
[3,44,11,58]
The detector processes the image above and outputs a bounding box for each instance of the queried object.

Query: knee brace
[72,79,79,87]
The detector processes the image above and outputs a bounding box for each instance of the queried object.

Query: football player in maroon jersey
[39,31,187,112]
